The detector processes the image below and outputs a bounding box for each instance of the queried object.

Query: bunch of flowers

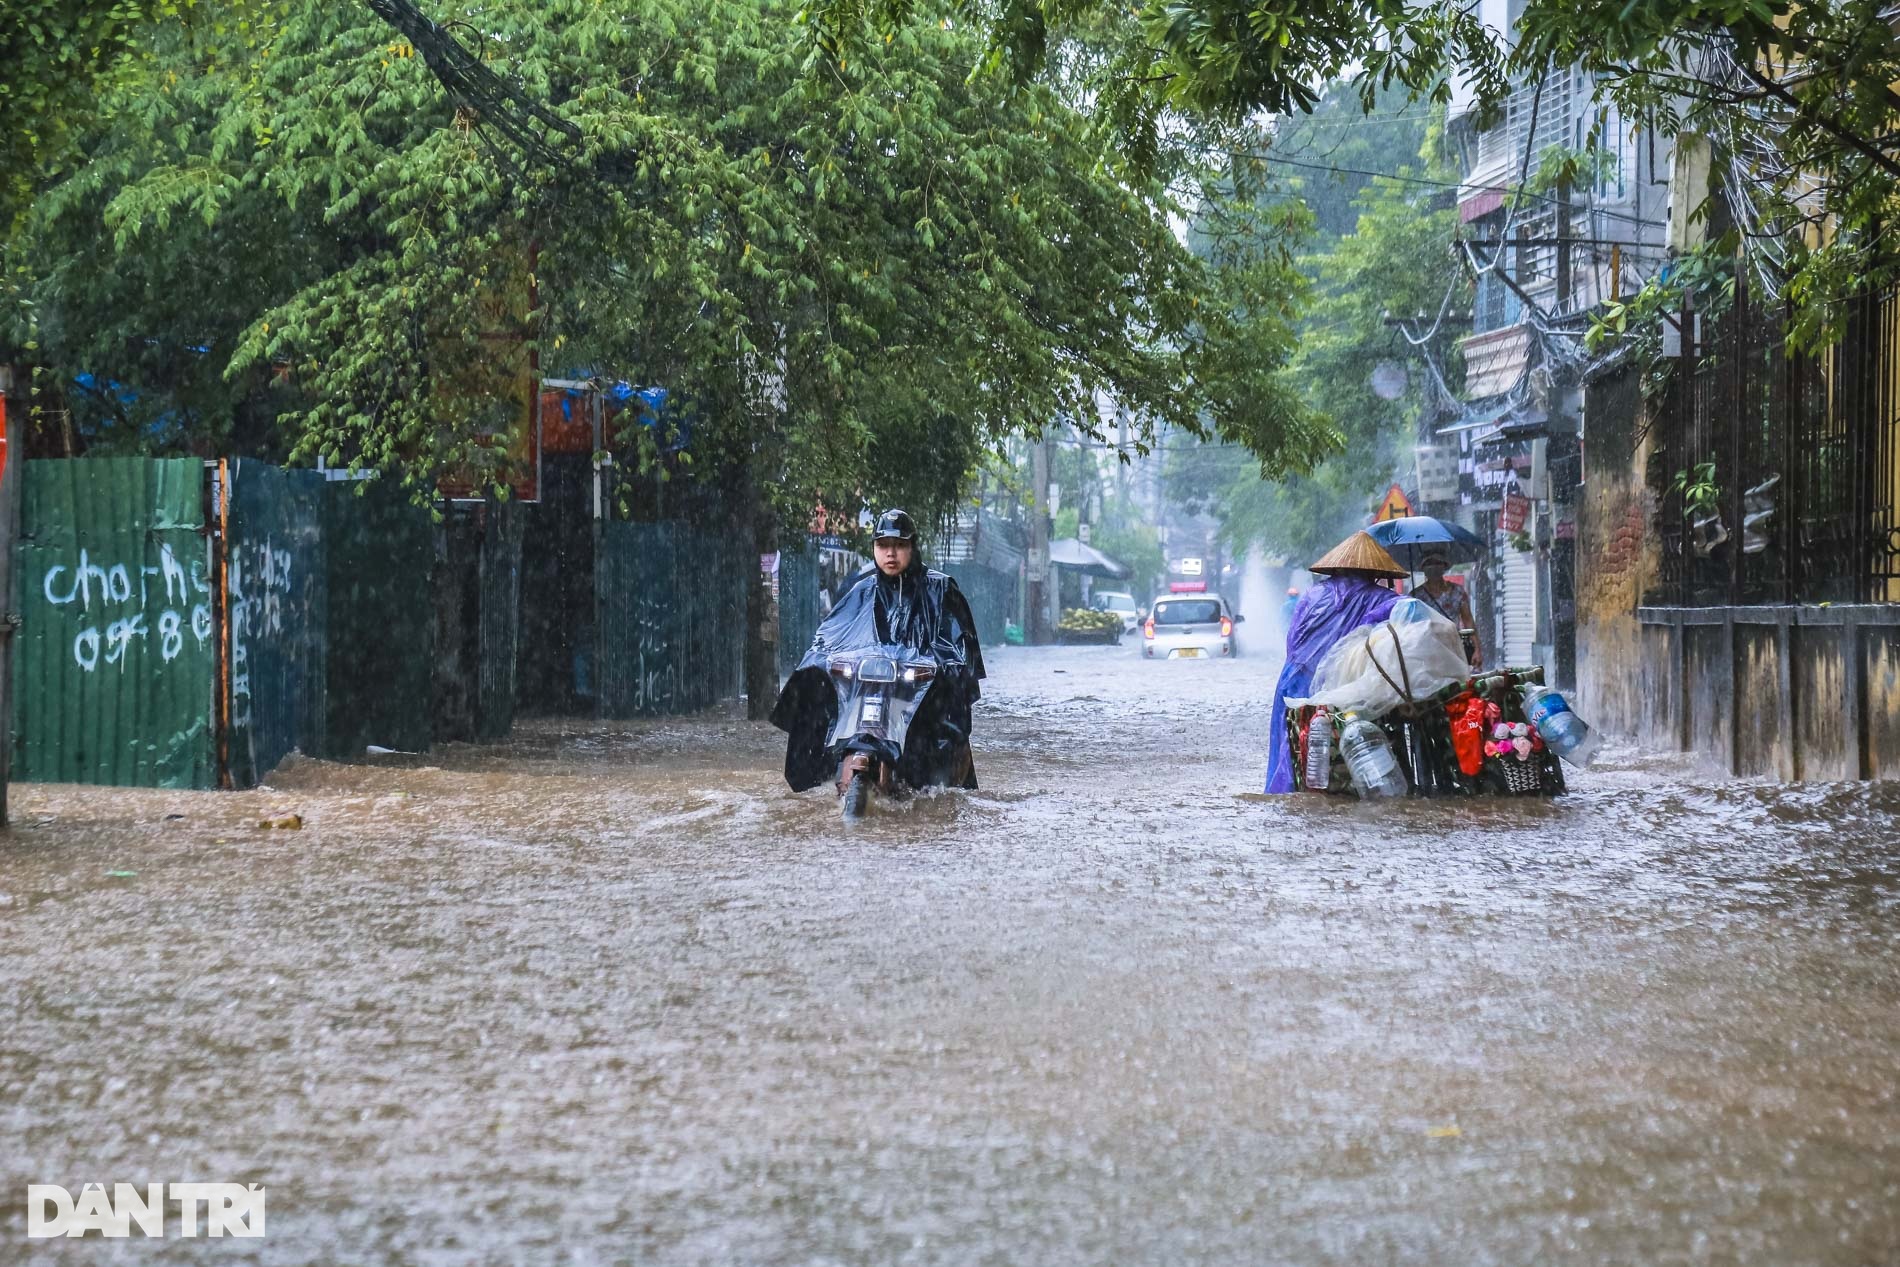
[1484,720,1545,762]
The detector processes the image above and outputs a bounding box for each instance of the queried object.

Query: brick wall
[1576,365,1660,731]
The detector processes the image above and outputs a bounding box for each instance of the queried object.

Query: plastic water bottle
[1339,713,1408,798]
[1304,711,1334,790]
[1522,685,1603,768]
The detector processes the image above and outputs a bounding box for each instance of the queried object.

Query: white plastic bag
[1290,599,1470,717]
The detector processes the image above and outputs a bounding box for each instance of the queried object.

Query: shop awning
[1436,399,1519,437]
[1048,538,1130,579]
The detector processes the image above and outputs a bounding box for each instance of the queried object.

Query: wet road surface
[4,644,1900,1264]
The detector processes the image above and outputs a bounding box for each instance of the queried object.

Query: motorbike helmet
[873,508,917,543]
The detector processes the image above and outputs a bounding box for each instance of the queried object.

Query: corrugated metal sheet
[1460,325,1534,398]
[944,564,1014,650]
[476,503,523,740]
[778,543,820,679]
[596,520,745,717]
[15,458,216,787]
[433,502,523,743]
[224,460,327,786]
[597,520,677,717]
[322,478,434,757]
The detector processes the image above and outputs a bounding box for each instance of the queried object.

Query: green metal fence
[778,542,821,678]
[596,519,746,717]
[12,456,701,784]
[321,478,435,758]
[434,501,523,743]
[225,459,328,787]
[944,563,1014,650]
[15,458,217,787]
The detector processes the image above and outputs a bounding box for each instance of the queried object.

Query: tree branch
[1740,61,1900,181]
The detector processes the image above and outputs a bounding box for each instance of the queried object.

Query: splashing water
[3,644,1898,1263]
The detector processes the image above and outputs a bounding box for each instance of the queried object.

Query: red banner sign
[1500,493,1531,533]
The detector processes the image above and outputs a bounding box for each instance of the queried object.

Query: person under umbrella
[1414,549,1481,668]
[1264,531,1409,793]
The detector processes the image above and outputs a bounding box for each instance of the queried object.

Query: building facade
[1439,15,1675,686]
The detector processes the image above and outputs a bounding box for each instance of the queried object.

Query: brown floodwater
[3,644,1899,1265]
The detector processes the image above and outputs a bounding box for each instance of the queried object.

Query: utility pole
[0,365,21,826]
[1115,408,1130,502]
[1555,177,1572,313]
[1028,434,1052,644]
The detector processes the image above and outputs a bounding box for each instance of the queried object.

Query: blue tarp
[551,376,685,449]
[69,373,189,445]
[1264,575,1401,793]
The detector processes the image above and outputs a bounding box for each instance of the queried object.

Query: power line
[1267,110,1435,133]
[1222,148,1668,230]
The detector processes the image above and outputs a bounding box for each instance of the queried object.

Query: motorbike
[771,562,984,818]
[822,644,960,818]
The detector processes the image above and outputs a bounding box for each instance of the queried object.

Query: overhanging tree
[809,0,1900,343]
[11,0,1322,709]
[1170,98,1468,567]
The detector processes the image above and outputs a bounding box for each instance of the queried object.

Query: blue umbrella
[1365,515,1487,570]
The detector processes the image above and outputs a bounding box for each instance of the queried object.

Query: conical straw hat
[1309,530,1408,578]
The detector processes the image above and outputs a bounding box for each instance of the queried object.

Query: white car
[1142,593,1242,659]
[1090,590,1142,635]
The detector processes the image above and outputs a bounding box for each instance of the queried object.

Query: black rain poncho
[770,561,985,792]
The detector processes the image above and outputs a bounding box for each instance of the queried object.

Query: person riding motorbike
[770,509,986,804]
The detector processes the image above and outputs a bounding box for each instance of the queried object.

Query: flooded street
[5,643,1900,1264]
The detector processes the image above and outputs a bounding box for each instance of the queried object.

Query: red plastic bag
[1448,692,1487,778]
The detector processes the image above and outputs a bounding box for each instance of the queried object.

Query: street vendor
[1264,531,1409,793]
[1414,550,1481,668]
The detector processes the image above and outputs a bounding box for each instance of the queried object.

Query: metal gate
[319,477,435,758]
[1495,545,1537,667]
[15,458,217,787]
[433,501,523,743]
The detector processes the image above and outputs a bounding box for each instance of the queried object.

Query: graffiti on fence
[227,535,297,731]
[630,597,674,714]
[40,543,213,672]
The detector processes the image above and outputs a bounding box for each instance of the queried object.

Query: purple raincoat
[1264,575,1400,792]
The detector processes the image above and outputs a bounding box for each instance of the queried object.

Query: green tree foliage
[1169,100,1467,566]
[808,0,1505,140]
[0,1,193,241]
[1091,497,1165,596]
[9,0,1318,538]
[1243,83,1436,241]
[810,0,1899,343]
[1523,0,1900,349]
